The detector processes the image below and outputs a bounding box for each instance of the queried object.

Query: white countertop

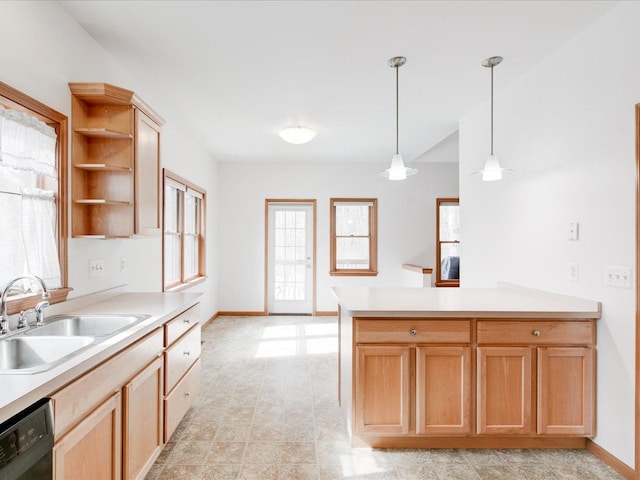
[331,285,601,319]
[0,291,202,423]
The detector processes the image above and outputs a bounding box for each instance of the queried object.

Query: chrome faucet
[0,275,50,334]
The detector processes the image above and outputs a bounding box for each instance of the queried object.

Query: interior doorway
[265,200,316,315]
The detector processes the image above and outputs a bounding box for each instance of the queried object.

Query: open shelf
[74,128,132,139]
[73,199,132,205]
[73,164,132,172]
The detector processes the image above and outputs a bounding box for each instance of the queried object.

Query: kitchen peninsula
[332,285,601,449]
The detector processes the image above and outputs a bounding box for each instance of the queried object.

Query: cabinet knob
[410,329,417,336]
[184,392,191,398]
[532,330,541,337]
[183,318,190,324]
[184,350,191,356]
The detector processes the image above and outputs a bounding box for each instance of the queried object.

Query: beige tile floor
[145,315,625,480]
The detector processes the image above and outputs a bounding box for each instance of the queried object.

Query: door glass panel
[274,209,307,301]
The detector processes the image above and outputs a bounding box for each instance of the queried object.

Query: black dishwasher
[0,398,53,480]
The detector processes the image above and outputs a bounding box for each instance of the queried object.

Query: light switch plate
[569,221,579,240]
[605,265,632,288]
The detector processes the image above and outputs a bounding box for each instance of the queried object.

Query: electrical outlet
[568,263,578,281]
[605,265,632,288]
[89,259,104,278]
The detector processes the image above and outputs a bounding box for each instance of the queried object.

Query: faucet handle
[0,317,9,335]
[17,310,34,329]
[35,301,49,327]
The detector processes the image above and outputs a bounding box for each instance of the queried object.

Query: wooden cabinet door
[134,109,161,235]
[477,347,533,435]
[123,356,164,480]
[416,346,471,435]
[355,345,410,434]
[537,347,595,436]
[53,392,122,480]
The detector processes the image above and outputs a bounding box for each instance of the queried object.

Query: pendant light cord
[395,64,399,155]
[490,64,494,156]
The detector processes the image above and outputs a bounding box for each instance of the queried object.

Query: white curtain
[20,188,61,288]
[0,105,57,179]
[0,106,60,290]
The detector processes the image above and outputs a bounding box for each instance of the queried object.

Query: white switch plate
[605,265,632,288]
[569,221,579,240]
[89,259,104,278]
[568,263,578,282]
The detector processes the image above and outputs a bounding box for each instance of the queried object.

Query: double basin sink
[0,314,150,374]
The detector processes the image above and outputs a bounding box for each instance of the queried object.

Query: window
[330,198,378,276]
[436,198,460,287]
[0,82,69,313]
[163,169,206,291]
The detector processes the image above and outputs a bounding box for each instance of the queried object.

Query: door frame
[635,103,640,478]
[264,199,317,315]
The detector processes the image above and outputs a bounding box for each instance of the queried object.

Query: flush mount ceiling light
[379,56,417,180]
[278,125,316,144]
[472,56,514,181]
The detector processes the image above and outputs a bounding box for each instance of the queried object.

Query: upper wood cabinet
[69,83,164,238]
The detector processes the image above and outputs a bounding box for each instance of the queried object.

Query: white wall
[459,1,638,467]
[217,161,458,312]
[0,1,219,320]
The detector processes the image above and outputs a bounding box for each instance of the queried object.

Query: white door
[267,203,314,314]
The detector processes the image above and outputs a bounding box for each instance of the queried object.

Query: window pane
[336,205,369,236]
[440,243,460,280]
[275,211,285,228]
[184,194,197,234]
[336,237,370,269]
[164,185,178,232]
[164,234,180,284]
[184,234,198,278]
[439,205,460,242]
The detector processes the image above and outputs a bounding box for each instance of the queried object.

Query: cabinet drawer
[355,319,470,344]
[165,303,200,346]
[164,359,201,442]
[477,321,594,345]
[53,328,163,438]
[165,324,201,394]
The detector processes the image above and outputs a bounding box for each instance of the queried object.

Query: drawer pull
[410,329,417,336]
[184,350,191,356]
[532,330,541,337]
[184,392,191,398]
[183,318,190,324]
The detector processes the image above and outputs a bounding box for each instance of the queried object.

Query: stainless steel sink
[0,336,95,374]
[25,314,150,338]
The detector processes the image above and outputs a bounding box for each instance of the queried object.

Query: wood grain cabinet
[69,83,164,238]
[51,302,202,480]
[353,319,471,437]
[477,320,595,437]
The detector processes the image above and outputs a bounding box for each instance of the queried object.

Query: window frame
[435,197,460,287]
[0,81,70,313]
[162,169,206,292]
[329,198,378,277]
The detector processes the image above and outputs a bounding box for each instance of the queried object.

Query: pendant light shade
[379,56,417,180]
[473,56,514,181]
[278,125,316,144]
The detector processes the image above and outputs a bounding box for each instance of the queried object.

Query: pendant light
[379,56,417,180]
[473,56,514,181]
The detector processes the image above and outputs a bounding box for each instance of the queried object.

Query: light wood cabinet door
[134,109,161,235]
[537,347,595,436]
[123,356,164,480]
[477,347,533,435]
[53,392,122,480]
[355,345,410,435]
[416,346,471,435]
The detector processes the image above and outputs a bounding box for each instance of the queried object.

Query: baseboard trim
[586,439,634,480]
[315,310,338,316]
[201,312,220,329]
[217,311,268,317]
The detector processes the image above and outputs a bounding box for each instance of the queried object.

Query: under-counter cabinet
[353,319,471,437]
[50,303,201,480]
[69,82,164,238]
[477,320,595,437]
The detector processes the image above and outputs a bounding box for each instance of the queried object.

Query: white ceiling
[59,0,617,165]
